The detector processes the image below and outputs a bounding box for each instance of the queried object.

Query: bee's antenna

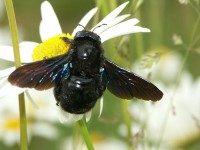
[92,24,107,32]
[78,24,86,30]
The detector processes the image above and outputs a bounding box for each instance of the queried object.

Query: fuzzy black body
[54,31,106,114]
[8,30,163,115]
[54,75,105,114]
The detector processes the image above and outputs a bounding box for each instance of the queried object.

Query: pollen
[32,33,74,61]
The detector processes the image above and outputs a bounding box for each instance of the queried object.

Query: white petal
[100,19,150,43]
[0,77,6,84]
[85,110,92,122]
[92,1,129,31]
[0,42,37,63]
[2,132,20,146]
[19,41,38,63]
[0,67,15,78]
[98,97,104,118]
[0,78,24,97]
[72,7,98,36]
[58,106,70,123]
[40,1,62,41]
[31,123,58,139]
[0,45,14,62]
[19,41,38,49]
[93,14,130,35]
[58,106,84,123]
[25,90,39,109]
[70,113,84,121]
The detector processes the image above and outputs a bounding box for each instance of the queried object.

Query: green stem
[4,0,21,68]
[78,118,94,150]
[121,101,134,150]
[18,93,28,150]
[134,11,144,58]
[4,0,28,150]
[129,1,145,58]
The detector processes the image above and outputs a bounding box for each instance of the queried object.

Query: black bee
[8,29,163,114]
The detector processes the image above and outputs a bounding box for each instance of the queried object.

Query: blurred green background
[0,0,200,150]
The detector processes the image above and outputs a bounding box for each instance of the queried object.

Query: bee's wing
[8,53,71,90]
[103,58,163,101]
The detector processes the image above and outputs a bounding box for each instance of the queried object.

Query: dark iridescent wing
[8,53,71,90]
[103,58,163,101]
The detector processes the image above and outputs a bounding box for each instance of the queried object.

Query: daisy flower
[0,1,150,122]
[0,89,58,146]
[129,53,200,149]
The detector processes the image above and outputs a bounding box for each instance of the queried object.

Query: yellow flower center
[32,33,74,61]
[3,117,20,131]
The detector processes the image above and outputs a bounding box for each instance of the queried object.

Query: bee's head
[75,31,102,61]
[74,24,107,44]
[74,30,101,44]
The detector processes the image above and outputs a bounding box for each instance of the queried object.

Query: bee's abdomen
[54,75,105,114]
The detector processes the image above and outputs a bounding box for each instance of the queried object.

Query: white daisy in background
[178,0,190,5]
[61,137,128,150]
[0,1,150,122]
[0,90,58,146]
[128,53,200,149]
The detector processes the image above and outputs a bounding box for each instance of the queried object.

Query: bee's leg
[60,37,74,45]
[54,86,61,107]
[56,101,60,106]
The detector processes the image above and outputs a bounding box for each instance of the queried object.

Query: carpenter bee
[8,29,163,114]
